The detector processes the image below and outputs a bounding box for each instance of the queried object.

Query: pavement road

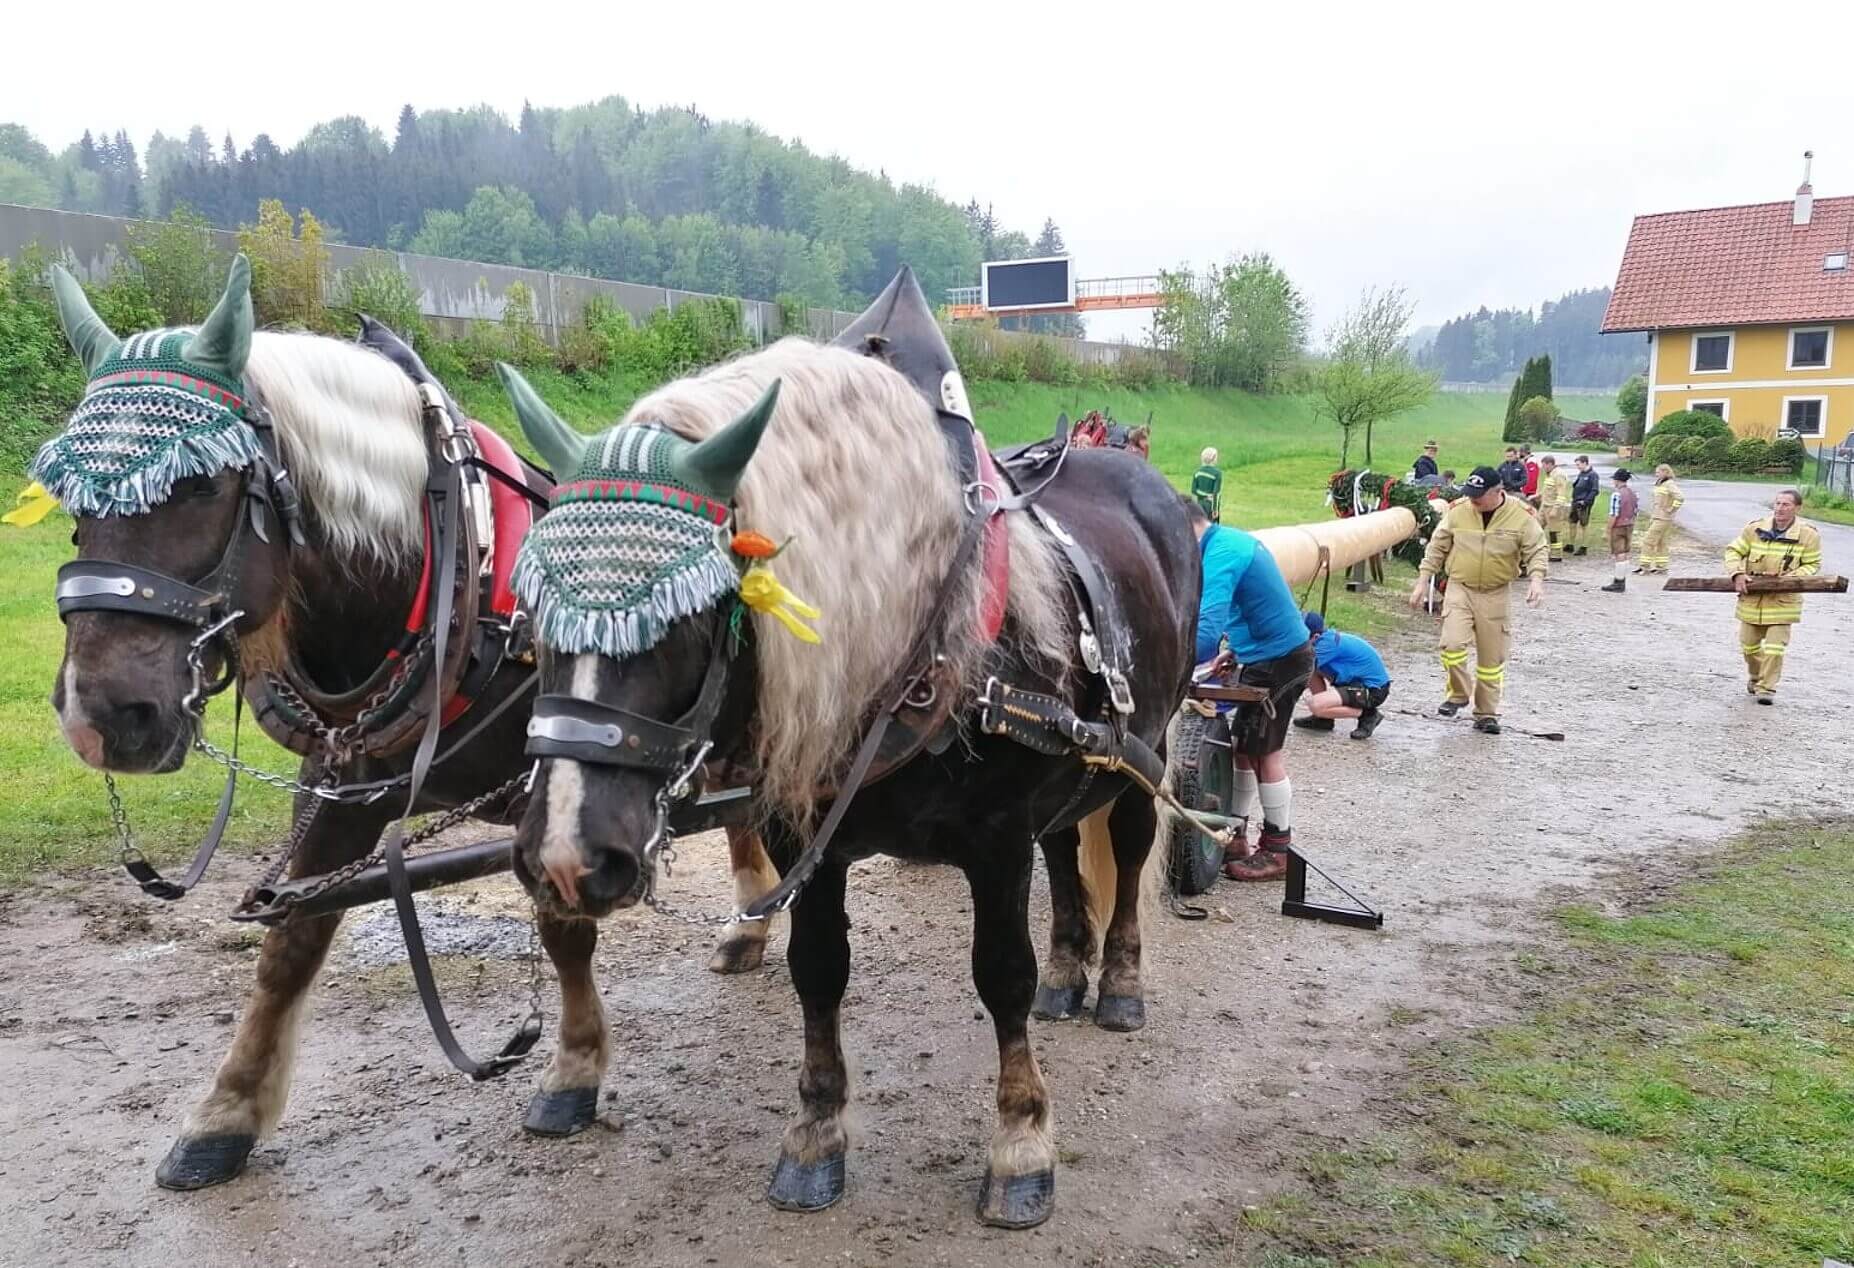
[1587,461,1854,559]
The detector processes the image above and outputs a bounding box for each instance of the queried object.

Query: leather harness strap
[381,389,540,1082]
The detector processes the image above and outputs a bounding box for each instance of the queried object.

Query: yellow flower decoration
[2,482,62,527]
[738,562,821,644]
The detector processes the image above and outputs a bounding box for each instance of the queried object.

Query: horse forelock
[623,339,1071,817]
[241,332,426,566]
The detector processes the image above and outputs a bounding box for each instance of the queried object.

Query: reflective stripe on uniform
[1475,664,1504,681]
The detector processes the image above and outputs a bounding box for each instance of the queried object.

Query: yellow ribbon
[2,482,61,527]
[738,562,821,644]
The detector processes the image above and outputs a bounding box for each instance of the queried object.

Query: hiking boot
[1756,694,1774,706]
[1437,699,1465,717]
[1473,717,1502,735]
[1220,819,1252,865]
[1575,546,1588,556]
[1350,709,1382,740]
[1549,555,1564,564]
[1223,849,1289,882]
[1292,715,1336,732]
[1600,579,1626,593]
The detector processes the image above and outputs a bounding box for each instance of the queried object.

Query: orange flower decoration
[730,530,780,559]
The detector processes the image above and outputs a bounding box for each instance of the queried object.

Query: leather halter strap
[525,636,733,772]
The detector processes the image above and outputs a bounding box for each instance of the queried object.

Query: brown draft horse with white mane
[38,258,781,1190]
[499,270,1198,1227]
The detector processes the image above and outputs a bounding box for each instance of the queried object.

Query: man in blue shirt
[1186,497,1313,882]
[1293,612,1392,739]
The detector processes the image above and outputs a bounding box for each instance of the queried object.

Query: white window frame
[1686,398,1730,421]
[1782,394,1828,438]
[1787,325,1834,371]
[1689,330,1735,374]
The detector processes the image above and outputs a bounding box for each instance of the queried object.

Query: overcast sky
[8,0,1839,341]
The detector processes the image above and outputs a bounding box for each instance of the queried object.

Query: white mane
[242,332,427,563]
[623,338,1072,816]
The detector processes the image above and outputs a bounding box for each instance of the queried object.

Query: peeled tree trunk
[1252,507,1418,587]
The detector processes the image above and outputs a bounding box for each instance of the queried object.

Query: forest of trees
[1419,288,1645,388]
[0,102,1070,315]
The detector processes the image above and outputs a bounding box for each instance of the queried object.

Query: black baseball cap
[1461,466,1503,495]
[1613,468,1632,482]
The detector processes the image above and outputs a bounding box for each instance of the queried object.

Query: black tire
[1167,710,1232,895]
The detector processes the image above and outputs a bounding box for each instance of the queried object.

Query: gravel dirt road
[3,509,1849,1268]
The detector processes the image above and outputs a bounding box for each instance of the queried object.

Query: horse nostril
[580,853,641,909]
[114,700,163,745]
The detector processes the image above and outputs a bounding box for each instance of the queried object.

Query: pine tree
[78,130,100,170]
[1032,217,1066,257]
[1502,357,1534,442]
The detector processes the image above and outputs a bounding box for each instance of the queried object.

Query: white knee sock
[1614,559,1628,579]
[1258,779,1292,831]
[1233,768,1259,822]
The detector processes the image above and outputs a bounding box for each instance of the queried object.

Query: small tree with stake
[1318,286,1437,467]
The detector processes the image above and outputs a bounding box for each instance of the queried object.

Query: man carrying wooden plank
[1723,488,1822,705]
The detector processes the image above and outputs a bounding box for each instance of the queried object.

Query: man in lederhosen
[1186,496,1313,882]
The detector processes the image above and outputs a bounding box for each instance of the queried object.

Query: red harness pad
[974,439,1011,642]
[469,421,536,618]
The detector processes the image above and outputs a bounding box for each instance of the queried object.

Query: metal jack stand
[1282,846,1383,930]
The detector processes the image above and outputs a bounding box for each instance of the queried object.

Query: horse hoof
[154,1134,255,1190]
[977,1168,1055,1229]
[707,936,766,975]
[1094,993,1147,1032]
[766,1151,846,1212]
[524,1086,601,1137]
[1031,983,1087,1021]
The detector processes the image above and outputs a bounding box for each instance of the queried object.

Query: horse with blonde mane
[32,256,781,1191]
[498,270,1198,1228]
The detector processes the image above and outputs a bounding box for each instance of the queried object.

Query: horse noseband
[525,696,704,772]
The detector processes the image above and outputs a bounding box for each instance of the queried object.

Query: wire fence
[1812,442,1854,497]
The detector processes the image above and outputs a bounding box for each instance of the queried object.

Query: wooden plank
[1190,683,1271,703]
[1661,575,1848,594]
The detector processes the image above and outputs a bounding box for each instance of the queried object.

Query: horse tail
[1077,805,1117,958]
[1076,783,1171,959]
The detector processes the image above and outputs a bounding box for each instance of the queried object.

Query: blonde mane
[624,338,1072,815]
[242,331,427,564]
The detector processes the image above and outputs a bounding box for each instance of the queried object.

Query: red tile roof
[1601,194,1854,332]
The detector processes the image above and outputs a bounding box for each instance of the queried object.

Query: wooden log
[1253,508,1418,588]
[1661,575,1848,594]
[1189,683,1270,704]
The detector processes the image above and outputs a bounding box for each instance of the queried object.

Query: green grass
[1239,821,1854,1266]
[0,376,1531,880]
[1800,488,1854,526]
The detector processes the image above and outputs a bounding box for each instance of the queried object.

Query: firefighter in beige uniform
[1408,465,1548,735]
[1636,463,1684,574]
[1724,488,1822,704]
[1537,455,1572,563]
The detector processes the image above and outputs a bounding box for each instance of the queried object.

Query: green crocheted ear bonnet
[31,255,259,518]
[498,363,781,659]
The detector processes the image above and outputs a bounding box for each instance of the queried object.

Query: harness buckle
[1107,669,1136,716]
[975,676,1006,734]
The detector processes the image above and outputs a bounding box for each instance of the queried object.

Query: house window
[1789,326,1832,370]
[1691,331,1733,373]
[1783,396,1826,437]
[1687,400,1728,420]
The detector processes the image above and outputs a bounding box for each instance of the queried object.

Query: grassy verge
[1801,488,1854,527]
[1239,820,1854,1266]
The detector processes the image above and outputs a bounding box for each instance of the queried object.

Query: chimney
[1794,150,1814,226]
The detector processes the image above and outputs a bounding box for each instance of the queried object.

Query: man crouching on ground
[1185,495,1312,882]
[1294,611,1391,739]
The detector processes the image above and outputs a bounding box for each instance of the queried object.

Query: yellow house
[1602,162,1854,445]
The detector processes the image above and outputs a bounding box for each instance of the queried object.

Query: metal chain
[192,734,363,802]
[237,772,531,919]
[103,772,144,869]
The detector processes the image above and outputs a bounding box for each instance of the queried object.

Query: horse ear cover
[497,362,588,476]
[674,379,780,502]
[184,253,254,381]
[50,264,122,376]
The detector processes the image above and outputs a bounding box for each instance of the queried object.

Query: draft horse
[35,256,778,1190]
[499,270,1198,1227]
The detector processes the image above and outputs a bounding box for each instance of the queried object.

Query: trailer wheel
[1167,710,1232,896]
